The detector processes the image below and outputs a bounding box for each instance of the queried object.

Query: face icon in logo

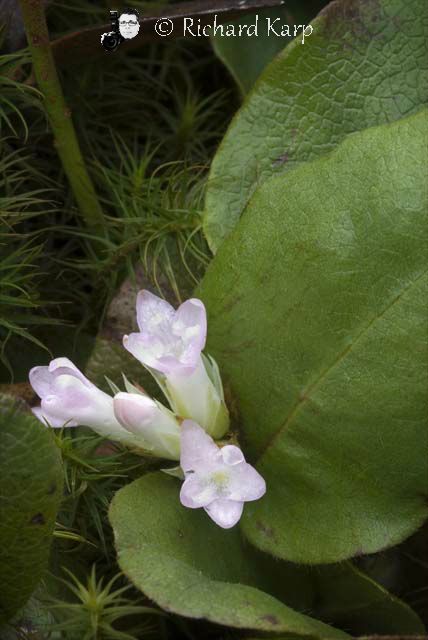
[119,8,140,40]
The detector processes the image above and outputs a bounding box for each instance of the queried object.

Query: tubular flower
[179,420,266,529]
[123,290,229,438]
[29,358,137,446]
[113,392,181,460]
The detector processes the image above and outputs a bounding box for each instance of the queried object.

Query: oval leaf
[110,472,349,638]
[0,397,63,621]
[198,110,428,563]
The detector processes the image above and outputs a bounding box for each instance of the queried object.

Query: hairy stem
[19,0,105,234]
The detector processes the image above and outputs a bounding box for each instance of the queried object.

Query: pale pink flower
[123,290,206,376]
[123,290,229,438]
[179,420,266,529]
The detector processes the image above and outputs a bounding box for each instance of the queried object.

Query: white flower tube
[123,290,229,438]
[165,355,229,439]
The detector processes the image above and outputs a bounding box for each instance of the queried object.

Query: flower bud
[113,392,181,460]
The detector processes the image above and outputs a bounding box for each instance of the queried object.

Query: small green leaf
[198,110,428,563]
[110,472,349,638]
[204,0,428,251]
[0,397,63,621]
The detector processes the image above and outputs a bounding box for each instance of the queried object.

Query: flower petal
[180,420,221,474]
[221,445,245,466]
[204,499,244,529]
[173,298,206,361]
[123,332,159,370]
[48,357,92,387]
[49,374,94,409]
[123,333,187,375]
[180,474,219,508]
[29,366,53,398]
[30,358,93,399]
[227,463,267,502]
[136,290,174,334]
[30,359,138,445]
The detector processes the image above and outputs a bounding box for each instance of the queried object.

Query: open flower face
[123,290,207,376]
[179,420,266,529]
[29,358,133,443]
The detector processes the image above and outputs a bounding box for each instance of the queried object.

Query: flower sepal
[161,465,185,480]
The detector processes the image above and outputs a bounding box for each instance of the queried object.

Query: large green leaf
[110,472,350,638]
[197,110,428,563]
[204,0,428,251]
[0,397,63,621]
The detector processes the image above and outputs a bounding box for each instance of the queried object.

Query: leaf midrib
[255,268,428,464]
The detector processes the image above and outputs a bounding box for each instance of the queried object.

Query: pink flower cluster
[29,291,265,528]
